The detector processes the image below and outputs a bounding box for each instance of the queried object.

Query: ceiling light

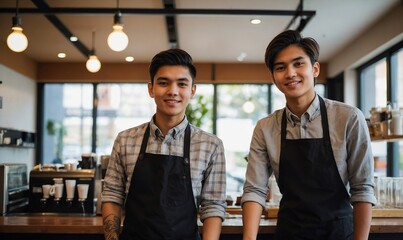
[86,31,101,73]
[250,18,261,24]
[243,99,255,113]
[57,53,66,58]
[107,1,129,52]
[70,36,78,42]
[86,54,101,73]
[237,52,247,62]
[125,56,134,62]
[7,0,28,52]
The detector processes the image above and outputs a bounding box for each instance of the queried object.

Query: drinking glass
[378,177,393,208]
[394,177,403,208]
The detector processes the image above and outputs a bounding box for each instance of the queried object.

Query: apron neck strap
[318,96,331,144]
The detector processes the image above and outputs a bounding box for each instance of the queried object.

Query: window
[360,58,387,117]
[360,58,388,176]
[392,48,403,176]
[187,84,214,132]
[42,84,94,164]
[359,42,403,177]
[270,84,286,112]
[96,84,155,156]
[216,84,269,199]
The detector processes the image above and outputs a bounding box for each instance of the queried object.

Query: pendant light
[243,86,255,114]
[86,31,101,73]
[7,0,28,52]
[107,0,129,52]
[243,98,255,113]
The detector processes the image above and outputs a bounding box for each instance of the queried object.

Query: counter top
[1,214,403,234]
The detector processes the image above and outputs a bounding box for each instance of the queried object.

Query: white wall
[0,64,37,171]
[328,5,403,107]
[328,5,403,78]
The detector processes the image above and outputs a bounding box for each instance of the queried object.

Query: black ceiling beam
[284,0,314,32]
[163,0,179,49]
[30,0,90,58]
[0,8,316,17]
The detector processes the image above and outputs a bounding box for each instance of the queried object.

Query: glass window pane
[392,48,403,176]
[186,84,214,132]
[270,84,286,112]
[372,142,387,177]
[360,59,388,176]
[392,48,403,108]
[216,84,268,199]
[360,58,387,118]
[96,84,155,156]
[315,84,326,97]
[43,84,93,164]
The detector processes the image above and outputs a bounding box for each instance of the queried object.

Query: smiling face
[272,44,320,105]
[148,65,196,127]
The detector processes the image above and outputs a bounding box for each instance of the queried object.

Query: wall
[327,4,403,106]
[0,59,37,171]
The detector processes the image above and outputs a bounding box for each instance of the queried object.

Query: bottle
[391,109,402,135]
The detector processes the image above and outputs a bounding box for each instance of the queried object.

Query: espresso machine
[28,169,96,215]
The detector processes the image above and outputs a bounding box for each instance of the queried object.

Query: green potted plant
[186,95,209,127]
[46,120,66,163]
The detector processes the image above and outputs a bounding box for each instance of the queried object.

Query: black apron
[275,96,353,240]
[120,124,199,240]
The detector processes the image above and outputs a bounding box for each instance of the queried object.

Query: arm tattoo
[103,214,121,240]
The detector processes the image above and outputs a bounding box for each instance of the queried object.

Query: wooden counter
[1,214,403,235]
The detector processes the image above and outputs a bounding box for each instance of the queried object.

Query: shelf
[371,135,403,142]
[0,128,36,149]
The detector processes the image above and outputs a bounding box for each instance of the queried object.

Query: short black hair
[265,30,319,73]
[149,48,196,84]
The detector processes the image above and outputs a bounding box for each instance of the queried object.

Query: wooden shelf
[371,135,403,142]
[0,128,36,148]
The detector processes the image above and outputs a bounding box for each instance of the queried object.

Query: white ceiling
[0,0,400,64]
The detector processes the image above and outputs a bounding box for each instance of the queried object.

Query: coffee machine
[28,169,96,215]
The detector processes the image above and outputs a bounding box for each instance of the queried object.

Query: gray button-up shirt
[242,95,377,209]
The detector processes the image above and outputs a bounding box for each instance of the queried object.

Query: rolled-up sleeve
[199,138,227,222]
[101,133,128,206]
[242,119,272,210]
[346,108,377,205]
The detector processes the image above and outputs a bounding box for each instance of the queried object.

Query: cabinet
[0,128,36,148]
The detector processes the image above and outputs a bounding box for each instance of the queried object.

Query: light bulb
[86,55,101,73]
[125,56,134,62]
[107,24,129,52]
[7,26,28,52]
[250,18,261,24]
[243,100,255,113]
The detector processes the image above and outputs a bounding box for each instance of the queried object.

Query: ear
[313,62,320,78]
[147,82,155,98]
[191,84,196,98]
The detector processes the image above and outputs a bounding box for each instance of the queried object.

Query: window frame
[357,40,403,177]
